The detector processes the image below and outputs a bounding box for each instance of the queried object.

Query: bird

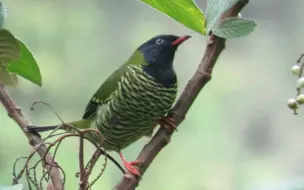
[25,34,191,176]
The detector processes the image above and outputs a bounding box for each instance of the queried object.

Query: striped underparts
[91,65,177,151]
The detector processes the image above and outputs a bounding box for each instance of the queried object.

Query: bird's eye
[155,39,165,45]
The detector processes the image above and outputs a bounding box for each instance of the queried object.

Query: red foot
[119,152,141,176]
[158,116,177,131]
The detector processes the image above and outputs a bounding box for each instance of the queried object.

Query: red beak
[172,35,191,46]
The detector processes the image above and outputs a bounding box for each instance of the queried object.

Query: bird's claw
[158,116,177,132]
[124,160,142,177]
[119,152,142,178]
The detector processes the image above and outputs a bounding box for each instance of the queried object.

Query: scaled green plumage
[82,51,147,120]
[67,50,177,151]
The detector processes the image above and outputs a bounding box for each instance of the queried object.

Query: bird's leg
[145,116,177,138]
[119,152,141,176]
[157,116,177,131]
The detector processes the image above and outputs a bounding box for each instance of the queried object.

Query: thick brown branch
[115,1,249,189]
[0,82,64,190]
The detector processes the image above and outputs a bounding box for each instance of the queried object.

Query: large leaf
[0,2,18,86]
[205,0,238,34]
[0,184,23,190]
[0,66,18,86]
[0,29,20,86]
[6,39,42,86]
[0,29,20,64]
[140,0,205,34]
[212,17,256,39]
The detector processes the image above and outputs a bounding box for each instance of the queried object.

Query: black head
[137,34,191,87]
[137,34,191,69]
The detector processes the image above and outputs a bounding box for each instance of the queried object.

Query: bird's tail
[25,119,127,174]
[25,119,92,133]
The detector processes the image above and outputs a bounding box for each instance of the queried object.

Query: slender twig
[15,120,121,190]
[40,140,63,186]
[88,155,107,189]
[85,148,103,178]
[297,54,304,63]
[296,56,304,96]
[0,82,64,190]
[115,1,250,189]
[290,54,304,115]
[79,133,86,190]
[77,128,105,189]
[85,137,125,174]
[15,133,77,185]
[12,156,27,184]
[31,100,65,124]
[13,124,87,188]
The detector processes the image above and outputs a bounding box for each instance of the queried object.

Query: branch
[77,128,105,189]
[115,0,249,189]
[0,82,64,190]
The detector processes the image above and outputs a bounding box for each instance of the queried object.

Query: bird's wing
[82,66,126,119]
[82,51,147,119]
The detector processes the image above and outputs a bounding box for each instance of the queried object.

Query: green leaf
[205,0,238,34]
[0,30,41,87]
[0,2,7,28]
[0,29,20,64]
[0,66,18,86]
[0,184,23,190]
[212,17,256,39]
[6,39,42,86]
[0,29,20,86]
[140,0,206,34]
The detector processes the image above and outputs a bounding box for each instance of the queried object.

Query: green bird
[26,34,191,176]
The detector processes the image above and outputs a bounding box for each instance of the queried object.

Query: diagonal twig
[115,0,250,189]
[0,82,64,190]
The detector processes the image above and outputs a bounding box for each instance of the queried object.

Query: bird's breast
[93,65,177,151]
[119,65,177,119]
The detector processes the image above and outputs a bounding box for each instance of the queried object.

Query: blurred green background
[1,0,304,189]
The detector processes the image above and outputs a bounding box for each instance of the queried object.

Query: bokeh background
[1,0,304,189]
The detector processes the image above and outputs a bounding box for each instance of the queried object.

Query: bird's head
[137,34,191,69]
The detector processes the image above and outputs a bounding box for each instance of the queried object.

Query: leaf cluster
[0,0,256,88]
